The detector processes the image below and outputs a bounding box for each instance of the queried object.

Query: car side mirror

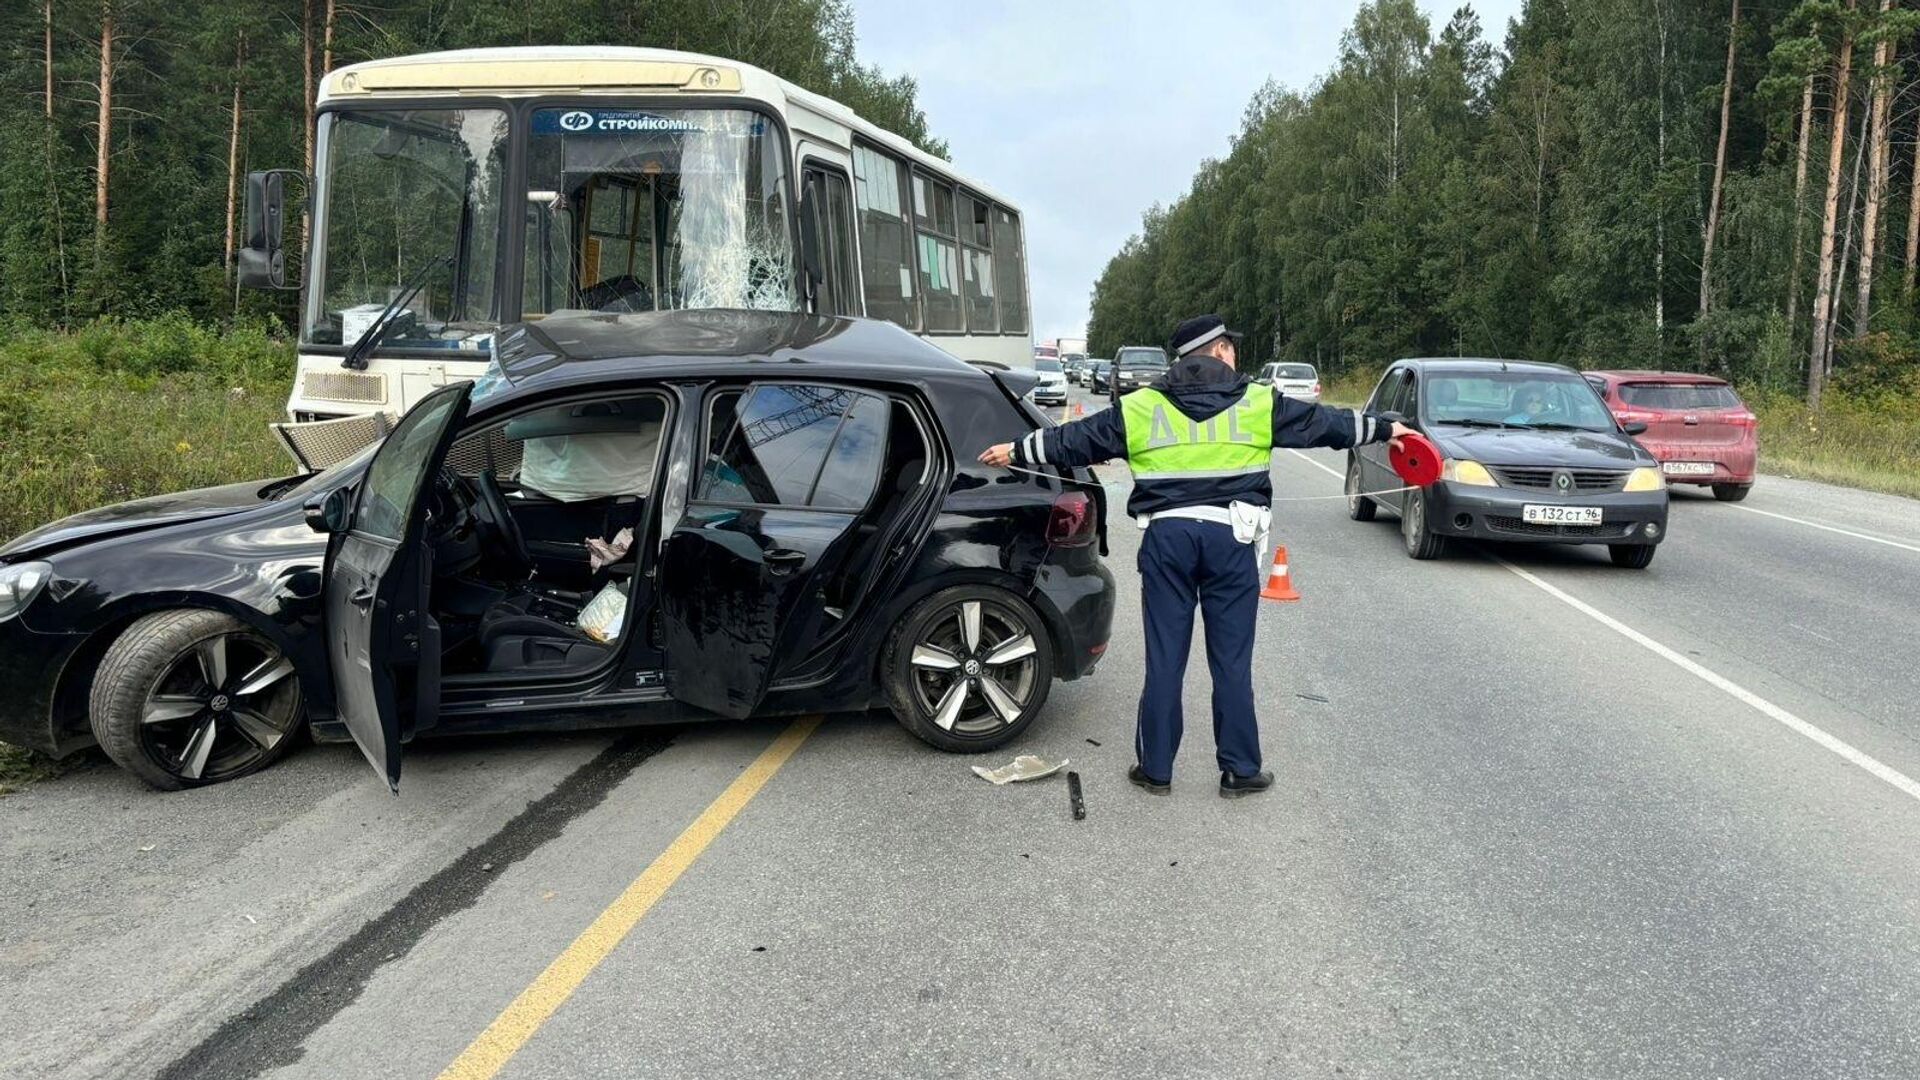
[238,169,307,291]
[1622,421,1649,436]
[304,488,352,534]
[1380,410,1410,426]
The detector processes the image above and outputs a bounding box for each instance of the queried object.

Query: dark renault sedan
[0,310,1116,790]
[1347,359,1670,568]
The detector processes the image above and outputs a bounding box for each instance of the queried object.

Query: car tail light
[1313,382,1322,394]
[1725,411,1757,429]
[1614,409,1658,425]
[1046,491,1096,548]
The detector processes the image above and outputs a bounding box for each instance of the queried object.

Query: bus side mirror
[239,169,307,291]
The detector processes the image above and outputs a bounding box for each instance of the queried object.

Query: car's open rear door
[655,382,880,719]
[324,383,472,791]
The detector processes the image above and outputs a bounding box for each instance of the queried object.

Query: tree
[1699,0,1740,365]
[1808,0,1859,409]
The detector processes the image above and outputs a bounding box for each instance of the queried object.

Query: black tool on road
[1067,770,1086,820]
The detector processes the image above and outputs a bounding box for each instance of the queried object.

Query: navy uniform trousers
[1134,516,1261,783]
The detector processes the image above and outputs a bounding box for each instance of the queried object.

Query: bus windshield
[522,106,794,318]
[306,107,511,350]
[303,105,797,351]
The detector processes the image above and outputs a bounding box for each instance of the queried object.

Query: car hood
[1428,425,1648,469]
[0,479,278,559]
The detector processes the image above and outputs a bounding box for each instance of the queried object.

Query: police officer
[979,315,1410,798]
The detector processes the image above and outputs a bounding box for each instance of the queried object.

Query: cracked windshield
[522,107,794,317]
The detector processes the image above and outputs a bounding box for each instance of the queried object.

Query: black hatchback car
[0,310,1116,790]
[1346,359,1670,568]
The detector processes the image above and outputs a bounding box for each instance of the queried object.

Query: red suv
[1584,371,1757,501]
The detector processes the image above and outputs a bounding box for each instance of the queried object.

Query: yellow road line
[437,716,823,1080]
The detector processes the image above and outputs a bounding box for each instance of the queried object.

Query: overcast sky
[850,0,1526,346]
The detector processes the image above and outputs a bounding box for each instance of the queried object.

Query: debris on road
[1086,737,1102,746]
[1067,771,1086,820]
[971,754,1068,785]
[1296,692,1330,703]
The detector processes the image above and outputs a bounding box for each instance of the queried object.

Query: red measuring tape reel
[1390,432,1442,487]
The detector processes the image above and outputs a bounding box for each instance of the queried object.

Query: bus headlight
[1441,459,1497,487]
[1623,467,1667,492]
[0,561,52,623]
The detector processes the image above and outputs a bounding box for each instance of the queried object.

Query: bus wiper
[341,253,453,371]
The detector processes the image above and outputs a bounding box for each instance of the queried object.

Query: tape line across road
[1282,448,1920,807]
[437,716,823,1080]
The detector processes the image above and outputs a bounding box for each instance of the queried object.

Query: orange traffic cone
[1260,544,1301,602]
[1074,401,1086,418]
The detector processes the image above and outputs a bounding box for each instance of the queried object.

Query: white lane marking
[1789,622,1837,644]
[1286,445,1920,805]
[1287,448,1344,479]
[1727,504,1920,554]
[1495,557,1920,806]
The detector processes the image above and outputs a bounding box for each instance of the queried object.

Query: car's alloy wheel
[883,586,1054,752]
[1347,456,1376,521]
[1401,491,1447,559]
[90,610,304,790]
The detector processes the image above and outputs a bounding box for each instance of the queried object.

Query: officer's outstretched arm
[1271,391,1396,450]
[1007,406,1128,469]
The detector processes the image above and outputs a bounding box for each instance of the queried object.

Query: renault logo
[558,110,595,132]
[1554,471,1573,493]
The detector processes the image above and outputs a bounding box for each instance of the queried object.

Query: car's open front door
[656,383,886,719]
[324,383,472,791]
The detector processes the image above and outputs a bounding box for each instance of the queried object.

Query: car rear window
[1275,364,1315,379]
[1618,382,1741,410]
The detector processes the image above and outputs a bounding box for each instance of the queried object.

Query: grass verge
[0,317,294,787]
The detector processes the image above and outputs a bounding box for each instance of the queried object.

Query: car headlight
[1623,467,1666,492]
[1441,459,1497,487]
[0,561,53,623]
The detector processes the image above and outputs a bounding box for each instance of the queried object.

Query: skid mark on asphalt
[436,715,821,1080]
[1284,447,1920,807]
[155,732,677,1080]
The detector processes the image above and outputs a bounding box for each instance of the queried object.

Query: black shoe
[1128,765,1171,796]
[1219,770,1274,798]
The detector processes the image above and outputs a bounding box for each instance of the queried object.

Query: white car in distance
[1261,362,1321,403]
[1030,357,1069,406]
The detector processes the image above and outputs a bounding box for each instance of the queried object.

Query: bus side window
[852,143,918,329]
[803,164,862,318]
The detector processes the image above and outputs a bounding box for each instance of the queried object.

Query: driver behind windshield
[1505,383,1551,425]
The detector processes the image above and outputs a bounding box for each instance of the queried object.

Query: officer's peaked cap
[1169,314,1244,357]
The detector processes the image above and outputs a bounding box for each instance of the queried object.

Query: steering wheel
[472,469,534,580]
[580,274,654,313]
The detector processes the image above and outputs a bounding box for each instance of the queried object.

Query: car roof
[479,309,993,407]
[1586,369,1730,385]
[1399,357,1577,375]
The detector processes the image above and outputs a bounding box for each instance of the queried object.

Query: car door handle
[765,549,808,575]
[348,587,376,609]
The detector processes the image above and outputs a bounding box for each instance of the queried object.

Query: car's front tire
[1608,544,1657,569]
[1712,483,1752,502]
[1347,456,1377,521]
[882,586,1053,753]
[89,609,305,790]
[1400,491,1447,559]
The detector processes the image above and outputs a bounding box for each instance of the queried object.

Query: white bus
[238,46,1033,465]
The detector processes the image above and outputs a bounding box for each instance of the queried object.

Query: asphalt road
[4,381,1919,1079]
